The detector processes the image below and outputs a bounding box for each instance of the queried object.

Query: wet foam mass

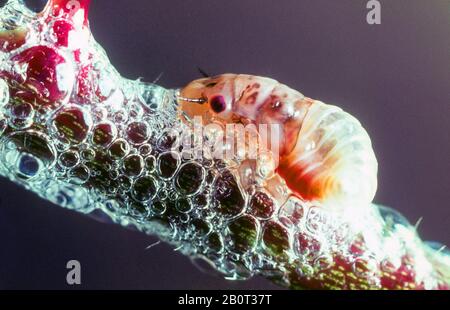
[0,0,448,289]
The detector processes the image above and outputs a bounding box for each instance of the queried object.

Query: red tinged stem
[44,0,91,26]
[10,46,68,107]
[0,28,27,52]
[41,0,92,49]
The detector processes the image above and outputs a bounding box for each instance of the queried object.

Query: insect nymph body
[1,0,448,290]
[179,74,378,209]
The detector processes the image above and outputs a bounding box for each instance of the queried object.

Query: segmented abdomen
[278,100,377,208]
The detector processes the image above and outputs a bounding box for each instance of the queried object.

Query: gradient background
[0,0,449,289]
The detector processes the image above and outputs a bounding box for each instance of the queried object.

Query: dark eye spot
[205,82,218,88]
[210,96,227,113]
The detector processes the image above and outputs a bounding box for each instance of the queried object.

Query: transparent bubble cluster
[0,0,448,289]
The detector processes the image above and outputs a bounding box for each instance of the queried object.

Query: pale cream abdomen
[277,100,378,208]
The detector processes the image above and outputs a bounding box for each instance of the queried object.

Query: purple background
[0,0,449,289]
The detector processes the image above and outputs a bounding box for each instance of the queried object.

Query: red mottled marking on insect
[244,82,260,91]
[257,94,304,156]
[251,82,261,89]
[242,83,261,105]
[245,91,259,105]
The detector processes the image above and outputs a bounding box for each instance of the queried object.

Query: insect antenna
[197,67,211,78]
